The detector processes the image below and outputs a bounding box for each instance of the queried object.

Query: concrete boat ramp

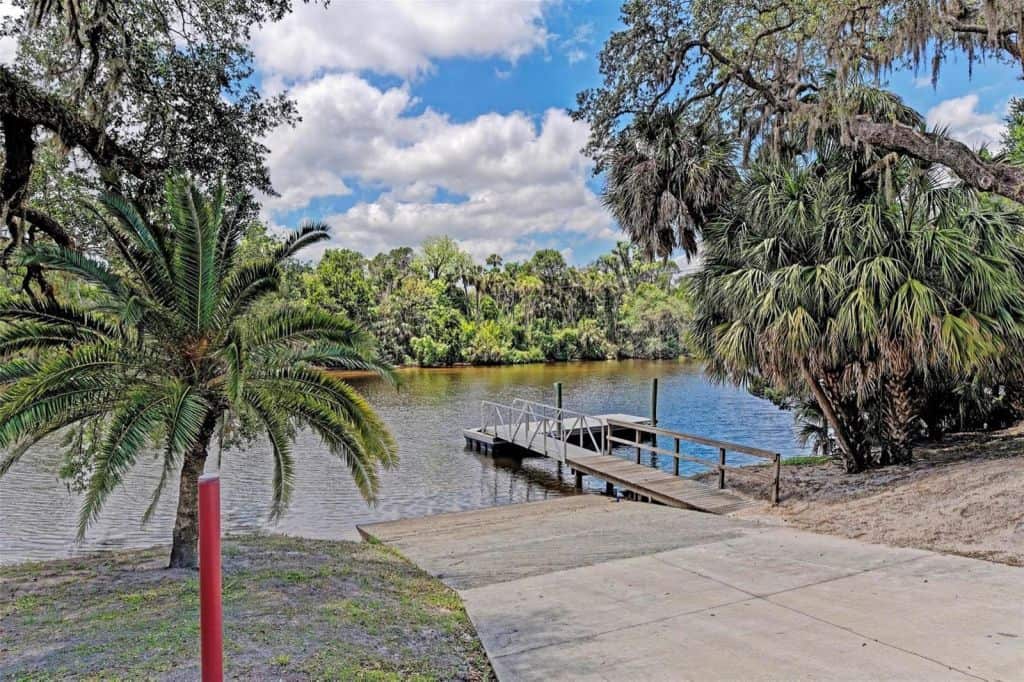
[359,496,1023,681]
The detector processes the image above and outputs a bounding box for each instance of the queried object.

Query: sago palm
[0,176,397,567]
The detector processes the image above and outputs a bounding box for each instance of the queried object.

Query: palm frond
[79,388,169,537]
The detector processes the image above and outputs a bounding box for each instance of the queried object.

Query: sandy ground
[716,426,1024,566]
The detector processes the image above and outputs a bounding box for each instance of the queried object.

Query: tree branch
[846,115,1024,204]
[0,66,163,179]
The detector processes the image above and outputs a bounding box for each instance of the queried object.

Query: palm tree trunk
[801,362,867,472]
[168,413,220,569]
[880,370,916,465]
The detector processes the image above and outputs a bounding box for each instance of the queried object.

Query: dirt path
[723,427,1024,566]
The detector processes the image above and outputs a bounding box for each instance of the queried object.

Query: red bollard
[198,473,223,682]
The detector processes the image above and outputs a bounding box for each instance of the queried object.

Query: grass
[782,455,833,466]
[0,535,494,681]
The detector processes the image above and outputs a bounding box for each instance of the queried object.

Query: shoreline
[331,355,696,378]
[713,425,1024,566]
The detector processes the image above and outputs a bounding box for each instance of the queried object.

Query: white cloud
[252,0,550,80]
[0,2,22,64]
[560,22,593,65]
[926,94,1006,150]
[261,73,612,260]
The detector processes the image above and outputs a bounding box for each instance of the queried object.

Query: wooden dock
[466,399,758,514]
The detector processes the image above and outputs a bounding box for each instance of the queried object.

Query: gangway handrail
[510,399,603,453]
[603,417,781,505]
[477,399,605,462]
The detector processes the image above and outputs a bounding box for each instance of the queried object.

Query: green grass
[782,455,833,466]
[0,535,494,680]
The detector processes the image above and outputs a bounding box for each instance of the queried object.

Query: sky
[4,0,1021,265]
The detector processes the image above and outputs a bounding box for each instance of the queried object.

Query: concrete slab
[489,597,977,681]
[360,495,757,589]
[768,552,1024,681]
[460,552,750,658]
[653,526,930,596]
[360,497,1024,681]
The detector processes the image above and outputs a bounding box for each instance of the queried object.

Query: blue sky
[249,1,1021,265]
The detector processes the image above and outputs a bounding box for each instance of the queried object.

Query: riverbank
[721,426,1024,566]
[0,535,494,680]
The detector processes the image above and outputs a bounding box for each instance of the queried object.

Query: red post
[198,473,223,682]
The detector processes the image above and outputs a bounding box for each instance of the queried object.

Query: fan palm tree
[694,155,1024,471]
[0,176,397,568]
[602,109,739,260]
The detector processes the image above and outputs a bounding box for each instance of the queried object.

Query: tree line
[258,234,693,367]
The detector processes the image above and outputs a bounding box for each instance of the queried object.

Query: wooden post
[772,453,781,505]
[674,438,680,476]
[554,381,563,441]
[718,447,726,489]
[605,481,614,496]
[650,377,659,427]
[635,428,641,464]
[574,470,583,489]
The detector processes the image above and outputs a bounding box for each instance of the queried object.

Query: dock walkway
[464,399,756,514]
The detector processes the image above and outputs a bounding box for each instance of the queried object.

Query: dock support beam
[718,447,726,489]
[650,377,658,427]
[574,469,583,489]
[772,453,781,505]
[605,481,614,496]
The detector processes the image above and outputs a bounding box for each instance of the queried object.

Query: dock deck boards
[468,415,751,515]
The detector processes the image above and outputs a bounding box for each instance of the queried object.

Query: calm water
[0,360,808,564]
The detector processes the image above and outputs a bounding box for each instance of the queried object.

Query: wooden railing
[603,418,782,505]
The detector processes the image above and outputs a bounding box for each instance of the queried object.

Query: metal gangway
[477,399,606,463]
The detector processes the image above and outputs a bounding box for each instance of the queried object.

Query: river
[0,360,809,564]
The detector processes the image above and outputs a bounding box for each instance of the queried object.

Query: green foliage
[410,336,451,368]
[619,283,692,359]
[303,249,376,325]
[0,177,396,564]
[463,320,516,365]
[284,238,693,368]
[693,146,1024,471]
[1004,98,1024,167]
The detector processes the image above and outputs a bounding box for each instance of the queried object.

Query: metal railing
[603,418,782,505]
[479,399,604,463]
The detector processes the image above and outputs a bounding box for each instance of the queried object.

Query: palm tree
[694,155,1024,471]
[602,110,738,260]
[0,176,397,567]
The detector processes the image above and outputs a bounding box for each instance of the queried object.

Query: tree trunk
[801,362,867,473]
[880,370,916,466]
[168,413,220,569]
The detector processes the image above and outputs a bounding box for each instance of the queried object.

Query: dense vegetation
[278,236,693,367]
[694,146,1024,472]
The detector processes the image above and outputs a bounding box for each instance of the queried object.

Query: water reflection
[0,360,807,564]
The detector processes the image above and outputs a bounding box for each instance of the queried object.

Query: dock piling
[650,377,658,427]
[718,447,726,489]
